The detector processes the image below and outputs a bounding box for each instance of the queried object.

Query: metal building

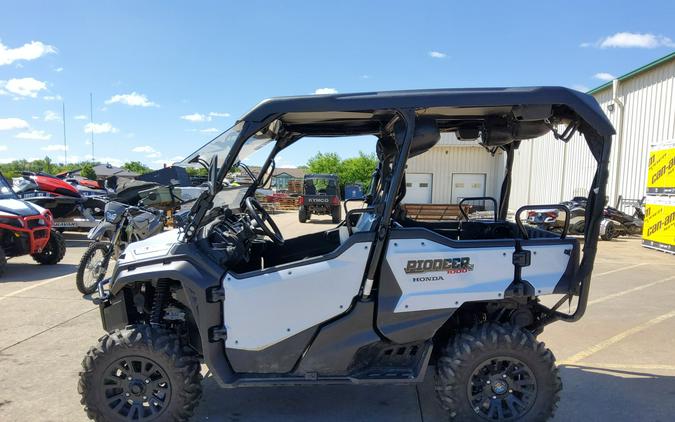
[406,51,675,211]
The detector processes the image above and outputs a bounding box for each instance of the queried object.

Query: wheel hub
[491,379,508,395]
[101,356,171,420]
[468,357,537,421]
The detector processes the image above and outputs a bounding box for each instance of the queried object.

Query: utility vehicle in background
[298,173,342,223]
[0,173,66,275]
[80,87,614,421]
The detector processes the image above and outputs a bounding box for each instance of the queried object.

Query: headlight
[105,210,118,223]
[0,216,23,228]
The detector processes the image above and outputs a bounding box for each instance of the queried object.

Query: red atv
[0,173,66,275]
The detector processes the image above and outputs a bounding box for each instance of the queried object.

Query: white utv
[79,87,614,421]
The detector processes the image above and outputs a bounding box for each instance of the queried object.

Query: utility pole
[90,92,94,161]
[62,102,67,164]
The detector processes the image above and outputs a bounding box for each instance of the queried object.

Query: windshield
[0,175,17,199]
[178,122,245,171]
[178,121,275,181]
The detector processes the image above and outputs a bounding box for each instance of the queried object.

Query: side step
[225,343,433,388]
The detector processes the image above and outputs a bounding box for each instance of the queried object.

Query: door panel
[376,228,516,343]
[384,236,515,312]
[223,242,371,352]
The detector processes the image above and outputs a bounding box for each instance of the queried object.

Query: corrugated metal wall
[509,57,675,210]
[407,133,504,203]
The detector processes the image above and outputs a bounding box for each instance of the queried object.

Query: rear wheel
[76,242,112,295]
[601,222,616,241]
[32,229,66,265]
[298,206,308,223]
[79,325,202,422]
[331,205,342,224]
[0,246,6,277]
[435,323,561,421]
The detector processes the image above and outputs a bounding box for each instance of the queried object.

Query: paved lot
[1,212,674,421]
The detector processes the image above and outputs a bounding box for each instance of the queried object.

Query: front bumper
[0,213,51,254]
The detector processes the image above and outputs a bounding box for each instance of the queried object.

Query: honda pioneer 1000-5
[80,87,614,421]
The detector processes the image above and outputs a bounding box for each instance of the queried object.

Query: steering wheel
[244,197,284,245]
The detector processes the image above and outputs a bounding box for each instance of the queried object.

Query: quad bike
[80,87,614,421]
[0,173,66,275]
[298,173,342,223]
[527,196,644,240]
[76,201,164,294]
[14,171,105,231]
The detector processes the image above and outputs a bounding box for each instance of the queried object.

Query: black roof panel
[240,86,615,136]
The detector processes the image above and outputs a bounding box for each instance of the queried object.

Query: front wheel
[435,323,561,421]
[32,229,66,265]
[601,221,616,241]
[79,325,202,422]
[76,242,112,295]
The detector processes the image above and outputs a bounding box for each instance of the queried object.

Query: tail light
[298,196,304,205]
[527,211,537,218]
[545,211,558,219]
[331,196,340,206]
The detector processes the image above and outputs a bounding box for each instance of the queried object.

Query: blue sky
[1,1,674,169]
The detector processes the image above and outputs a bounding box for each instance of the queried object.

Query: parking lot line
[588,274,675,306]
[0,272,75,302]
[593,263,647,277]
[560,309,675,365]
[565,363,675,371]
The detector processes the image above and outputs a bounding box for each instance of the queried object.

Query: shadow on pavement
[193,364,675,422]
[554,365,675,421]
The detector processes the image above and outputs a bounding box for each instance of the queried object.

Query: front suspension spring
[150,279,170,325]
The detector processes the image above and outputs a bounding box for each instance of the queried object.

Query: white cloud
[0,157,17,164]
[571,84,590,92]
[147,152,161,158]
[200,127,219,133]
[132,145,156,153]
[582,32,675,49]
[593,72,615,81]
[44,110,60,121]
[208,111,230,118]
[0,40,56,66]
[41,144,67,151]
[180,113,208,122]
[429,51,447,59]
[54,67,63,72]
[313,88,338,95]
[0,145,7,151]
[74,114,87,120]
[361,74,371,79]
[84,122,118,134]
[0,117,29,130]
[1,77,47,97]
[15,129,51,140]
[105,92,158,107]
[43,94,62,101]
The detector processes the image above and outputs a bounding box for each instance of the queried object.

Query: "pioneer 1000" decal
[404,257,474,275]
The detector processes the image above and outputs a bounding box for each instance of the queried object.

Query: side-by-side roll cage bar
[199,103,612,329]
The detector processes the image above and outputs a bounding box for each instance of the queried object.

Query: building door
[403,173,432,203]
[451,173,486,203]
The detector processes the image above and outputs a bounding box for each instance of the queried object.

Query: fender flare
[111,258,236,385]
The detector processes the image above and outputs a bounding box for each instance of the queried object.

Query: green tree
[339,152,378,189]
[306,152,341,175]
[305,151,377,191]
[80,163,97,180]
[122,161,152,174]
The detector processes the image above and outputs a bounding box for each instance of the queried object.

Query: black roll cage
[208,105,611,329]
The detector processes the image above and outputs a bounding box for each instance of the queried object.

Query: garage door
[403,173,432,203]
[451,173,486,203]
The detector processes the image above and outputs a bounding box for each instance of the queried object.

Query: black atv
[298,174,342,223]
[0,173,66,275]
